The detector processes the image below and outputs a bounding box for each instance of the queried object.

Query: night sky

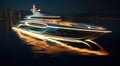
[0,0,120,15]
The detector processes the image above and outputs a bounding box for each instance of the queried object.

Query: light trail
[85,39,104,50]
[25,22,112,33]
[12,27,92,48]
[45,38,108,55]
[47,26,111,33]
[12,27,109,55]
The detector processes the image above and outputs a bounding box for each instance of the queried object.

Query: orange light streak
[12,27,109,55]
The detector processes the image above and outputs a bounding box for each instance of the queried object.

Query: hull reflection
[12,27,109,56]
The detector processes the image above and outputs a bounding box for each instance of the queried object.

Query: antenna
[33,0,39,4]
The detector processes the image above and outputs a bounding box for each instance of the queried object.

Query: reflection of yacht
[13,4,111,41]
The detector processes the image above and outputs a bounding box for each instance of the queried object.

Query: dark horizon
[0,0,120,15]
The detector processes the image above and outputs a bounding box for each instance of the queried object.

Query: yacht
[16,20,111,40]
[13,4,111,42]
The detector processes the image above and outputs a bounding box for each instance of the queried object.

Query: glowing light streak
[24,21,112,33]
[44,38,108,55]
[25,22,48,28]
[47,26,111,33]
[85,39,104,50]
[20,20,112,33]
[12,27,109,55]
[13,27,92,48]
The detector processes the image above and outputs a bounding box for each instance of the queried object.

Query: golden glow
[12,27,109,55]
[12,26,92,48]
[85,39,104,50]
[27,16,31,19]
[24,21,112,33]
[25,22,48,28]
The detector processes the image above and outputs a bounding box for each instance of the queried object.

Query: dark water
[0,16,120,66]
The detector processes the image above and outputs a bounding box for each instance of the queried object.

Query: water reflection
[0,10,23,32]
[13,28,109,56]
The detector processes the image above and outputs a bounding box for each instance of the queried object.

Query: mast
[31,3,40,15]
[33,4,36,9]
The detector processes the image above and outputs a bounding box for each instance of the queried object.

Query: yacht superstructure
[25,4,61,23]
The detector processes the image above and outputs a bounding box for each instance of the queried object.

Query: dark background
[0,0,120,15]
[0,0,120,66]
